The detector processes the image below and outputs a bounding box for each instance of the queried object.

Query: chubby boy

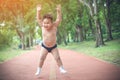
[35,4,67,76]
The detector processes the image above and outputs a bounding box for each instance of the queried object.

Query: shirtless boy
[35,4,67,76]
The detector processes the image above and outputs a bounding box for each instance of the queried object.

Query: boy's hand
[56,4,61,12]
[37,4,42,11]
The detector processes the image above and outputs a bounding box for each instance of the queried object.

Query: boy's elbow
[36,19,39,23]
[58,17,62,22]
[56,19,61,23]
[37,18,41,22]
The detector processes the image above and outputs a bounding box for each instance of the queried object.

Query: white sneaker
[59,66,67,73]
[60,69,67,73]
[35,68,41,76]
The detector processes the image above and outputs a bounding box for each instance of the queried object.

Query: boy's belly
[43,39,56,47]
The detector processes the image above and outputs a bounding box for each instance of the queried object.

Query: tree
[104,0,113,41]
[79,0,105,47]
[0,0,37,49]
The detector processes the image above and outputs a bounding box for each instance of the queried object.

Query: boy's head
[42,14,53,29]
[42,14,53,22]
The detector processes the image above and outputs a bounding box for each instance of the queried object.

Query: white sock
[35,67,41,76]
[59,66,67,73]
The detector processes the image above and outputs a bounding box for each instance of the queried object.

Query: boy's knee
[55,56,60,61]
[40,56,46,61]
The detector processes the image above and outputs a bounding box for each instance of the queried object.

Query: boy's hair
[43,14,53,21]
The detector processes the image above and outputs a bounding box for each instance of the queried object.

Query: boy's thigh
[51,48,60,58]
[40,47,48,58]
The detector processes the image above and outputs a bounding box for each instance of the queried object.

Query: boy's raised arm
[54,4,62,26]
[36,5,42,27]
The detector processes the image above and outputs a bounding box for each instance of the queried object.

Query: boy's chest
[42,27,57,35]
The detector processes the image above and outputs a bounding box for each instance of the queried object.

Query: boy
[35,4,67,76]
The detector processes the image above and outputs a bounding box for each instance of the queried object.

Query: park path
[0,46,120,80]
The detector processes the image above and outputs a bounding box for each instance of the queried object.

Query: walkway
[0,46,120,80]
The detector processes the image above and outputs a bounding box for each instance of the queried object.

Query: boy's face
[43,18,52,30]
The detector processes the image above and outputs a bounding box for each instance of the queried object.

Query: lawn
[59,39,120,66]
[0,46,31,63]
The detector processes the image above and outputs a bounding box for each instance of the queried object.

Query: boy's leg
[51,48,67,73]
[35,47,48,75]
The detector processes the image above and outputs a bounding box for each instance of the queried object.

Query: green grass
[59,39,120,66]
[0,46,32,63]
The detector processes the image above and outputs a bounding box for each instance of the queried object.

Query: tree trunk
[105,0,113,41]
[21,35,25,50]
[75,31,79,42]
[86,2,95,39]
[16,28,26,49]
[28,33,33,47]
[93,0,104,47]
[29,34,31,47]
[95,18,105,47]
[73,33,76,42]
[84,29,87,40]
[26,37,29,48]
[78,25,84,42]
[75,26,80,42]
[89,16,95,39]
[63,34,67,45]
[67,32,70,43]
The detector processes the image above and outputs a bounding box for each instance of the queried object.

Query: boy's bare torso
[37,4,61,48]
[42,24,57,47]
